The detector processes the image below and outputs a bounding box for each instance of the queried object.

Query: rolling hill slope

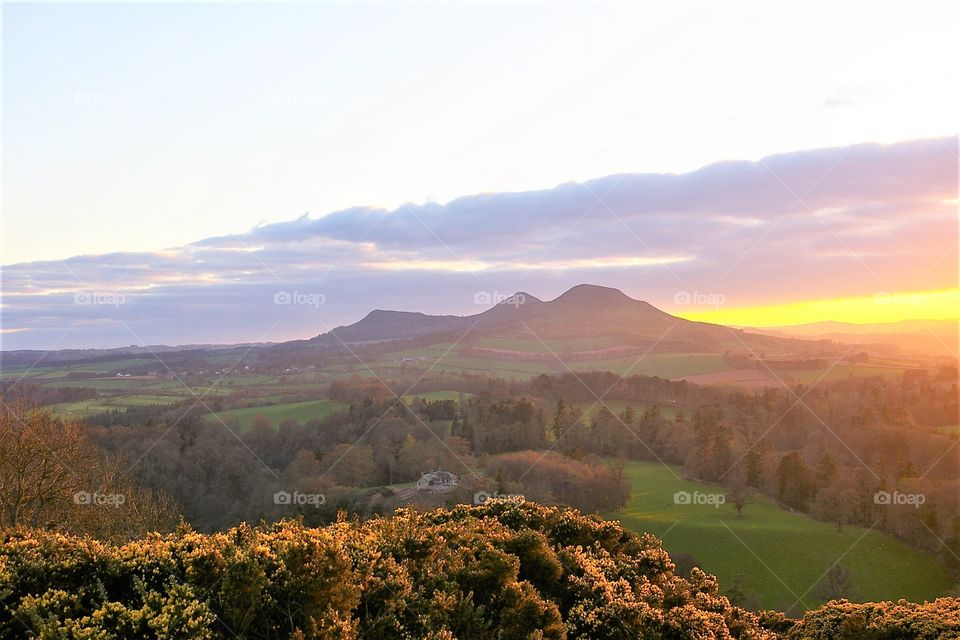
[312,284,826,357]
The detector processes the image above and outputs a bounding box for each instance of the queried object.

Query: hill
[743,319,958,357]
[312,284,823,357]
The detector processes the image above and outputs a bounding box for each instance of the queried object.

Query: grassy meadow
[611,460,953,611]
[209,399,349,429]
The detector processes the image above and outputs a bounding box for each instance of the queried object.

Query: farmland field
[611,460,953,611]
[472,336,623,352]
[379,348,736,381]
[566,352,728,378]
[49,394,184,418]
[41,378,152,390]
[209,399,349,429]
[774,364,908,384]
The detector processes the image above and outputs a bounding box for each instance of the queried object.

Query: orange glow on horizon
[672,288,960,327]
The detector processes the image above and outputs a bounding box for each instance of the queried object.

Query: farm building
[416,470,458,493]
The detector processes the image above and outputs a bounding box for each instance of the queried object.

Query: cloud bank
[2,136,956,349]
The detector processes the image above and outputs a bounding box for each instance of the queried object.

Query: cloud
[2,136,956,349]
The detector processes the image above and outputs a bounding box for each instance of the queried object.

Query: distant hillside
[744,319,958,357]
[312,284,825,356]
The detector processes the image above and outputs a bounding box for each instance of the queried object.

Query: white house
[416,470,458,493]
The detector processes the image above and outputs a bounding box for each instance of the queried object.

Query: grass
[371,348,748,379]
[48,399,117,418]
[378,349,733,381]
[776,364,907,384]
[413,357,559,379]
[0,369,53,381]
[209,399,349,429]
[42,378,151,390]
[567,353,729,379]
[29,370,73,379]
[472,336,622,352]
[48,394,184,418]
[611,460,953,611]
[53,358,155,373]
[110,394,182,406]
[139,380,237,396]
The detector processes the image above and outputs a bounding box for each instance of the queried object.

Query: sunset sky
[2,2,958,349]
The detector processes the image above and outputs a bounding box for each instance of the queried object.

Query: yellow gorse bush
[1,500,957,639]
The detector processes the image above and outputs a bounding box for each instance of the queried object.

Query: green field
[49,394,183,418]
[380,347,734,381]
[209,399,349,429]
[776,364,908,384]
[43,378,152,390]
[472,336,623,352]
[62,358,155,372]
[110,394,183,406]
[49,399,117,418]
[413,356,558,378]
[611,461,953,611]
[27,370,73,379]
[568,352,728,378]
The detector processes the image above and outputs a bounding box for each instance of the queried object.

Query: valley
[2,285,957,615]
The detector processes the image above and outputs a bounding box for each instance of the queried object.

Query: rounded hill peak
[552,284,633,304]
[496,291,542,306]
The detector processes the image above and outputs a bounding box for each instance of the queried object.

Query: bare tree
[814,561,857,601]
[0,404,177,540]
[0,404,93,528]
[725,473,750,518]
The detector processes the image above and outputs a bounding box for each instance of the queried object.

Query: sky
[1,1,958,350]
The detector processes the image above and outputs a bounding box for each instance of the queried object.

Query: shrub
[1,501,774,639]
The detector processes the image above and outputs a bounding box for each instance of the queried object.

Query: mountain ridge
[311,284,823,356]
